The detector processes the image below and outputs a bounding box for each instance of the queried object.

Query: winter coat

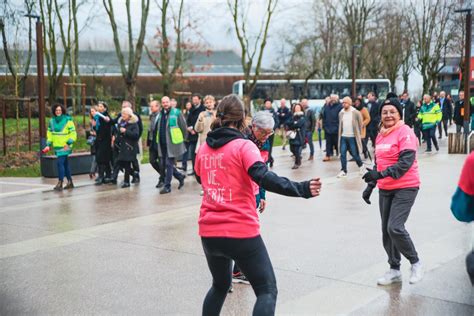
[116,115,140,162]
[46,115,77,157]
[322,102,342,135]
[453,100,474,126]
[147,111,160,148]
[186,104,205,142]
[115,111,143,138]
[418,102,442,130]
[287,112,306,146]
[156,108,188,158]
[402,99,417,127]
[195,110,216,146]
[357,106,371,139]
[367,101,381,131]
[338,108,363,154]
[437,98,453,121]
[277,106,291,127]
[304,108,316,132]
[94,112,113,164]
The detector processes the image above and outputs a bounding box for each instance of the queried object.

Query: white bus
[232,79,391,111]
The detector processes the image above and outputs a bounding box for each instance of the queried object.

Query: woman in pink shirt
[194,94,321,315]
[362,97,423,286]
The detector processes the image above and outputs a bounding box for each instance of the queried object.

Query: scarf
[379,120,404,137]
[248,131,265,150]
[52,115,68,132]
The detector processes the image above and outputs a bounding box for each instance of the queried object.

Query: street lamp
[24,13,46,150]
[351,44,362,98]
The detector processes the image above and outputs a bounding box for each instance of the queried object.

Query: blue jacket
[322,103,342,135]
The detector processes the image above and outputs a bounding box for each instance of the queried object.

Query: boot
[308,155,314,161]
[95,177,104,185]
[296,156,302,166]
[64,179,74,189]
[131,172,140,184]
[54,181,63,191]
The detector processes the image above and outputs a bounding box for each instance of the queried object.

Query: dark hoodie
[199,127,313,198]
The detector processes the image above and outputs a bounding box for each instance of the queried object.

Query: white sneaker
[200,190,204,196]
[359,166,366,175]
[336,171,347,178]
[377,269,402,285]
[409,262,423,284]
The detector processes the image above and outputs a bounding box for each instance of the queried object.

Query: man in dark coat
[184,94,205,176]
[400,92,417,128]
[437,91,452,139]
[366,92,380,148]
[94,102,113,185]
[147,100,165,188]
[302,98,316,160]
[454,90,474,134]
[277,98,291,150]
[322,94,343,161]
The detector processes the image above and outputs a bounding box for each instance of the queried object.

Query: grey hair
[252,111,275,130]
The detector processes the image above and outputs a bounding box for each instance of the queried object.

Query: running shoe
[336,171,347,178]
[232,272,250,284]
[377,269,402,285]
[409,262,424,284]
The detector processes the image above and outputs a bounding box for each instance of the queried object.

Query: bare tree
[407,0,456,93]
[145,0,205,96]
[228,0,278,111]
[103,0,150,107]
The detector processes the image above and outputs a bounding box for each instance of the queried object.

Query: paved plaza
[1,140,473,315]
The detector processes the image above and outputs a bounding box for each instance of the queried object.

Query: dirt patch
[0,152,39,170]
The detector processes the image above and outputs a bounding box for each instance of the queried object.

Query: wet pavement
[1,137,473,315]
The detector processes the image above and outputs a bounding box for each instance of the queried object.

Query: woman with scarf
[94,102,113,185]
[43,104,77,191]
[116,107,140,188]
[287,103,306,169]
[362,97,423,286]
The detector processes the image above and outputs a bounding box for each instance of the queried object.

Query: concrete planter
[41,152,93,178]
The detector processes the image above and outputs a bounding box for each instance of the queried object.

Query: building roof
[0,49,251,76]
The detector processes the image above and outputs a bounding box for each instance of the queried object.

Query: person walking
[180,101,193,171]
[194,94,321,316]
[276,98,291,150]
[322,94,342,161]
[185,94,205,175]
[354,97,371,160]
[87,106,98,179]
[287,103,306,169]
[367,92,381,148]
[43,104,77,191]
[148,100,165,188]
[301,98,316,160]
[195,95,216,147]
[337,97,365,178]
[453,91,473,134]
[119,101,143,183]
[156,96,187,194]
[362,97,423,286]
[116,107,140,188]
[262,98,279,168]
[400,92,417,128]
[94,101,113,185]
[437,91,452,139]
[418,94,442,152]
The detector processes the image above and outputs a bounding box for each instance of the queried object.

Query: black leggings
[201,235,277,316]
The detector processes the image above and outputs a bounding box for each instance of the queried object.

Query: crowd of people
[42,89,474,315]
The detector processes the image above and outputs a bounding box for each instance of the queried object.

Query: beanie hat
[380,98,403,118]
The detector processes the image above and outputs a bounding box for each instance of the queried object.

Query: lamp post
[24,14,46,150]
[351,44,362,98]
[455,8,472,129]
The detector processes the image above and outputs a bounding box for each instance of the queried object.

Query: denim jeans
[306,131,314,156]
[160,148,184,190]
[422,127,438,151]
[57,155,72,181]
[340,136,363,173]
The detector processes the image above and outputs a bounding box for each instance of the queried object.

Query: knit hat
[380,98,403,118]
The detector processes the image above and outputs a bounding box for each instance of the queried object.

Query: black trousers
[149,147,164,183]
[437,119,448,138]
[119,161,132,183]
[325,132,338,157]
[201,235,277,316]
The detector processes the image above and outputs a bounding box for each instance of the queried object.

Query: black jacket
[186,104,205,142]
[199,127,313,198]
[116,117,140,162]
[147,111,159,148]
[277,106,291,126]
[402,99,417,127]
[454,99,474,126]
[115,112,143,138]
[287,112,306,146]
[94,112,113,164]
[438,98,453,121]
[367,101,381,131]
[304,108,316,132]
[322,102,342,135]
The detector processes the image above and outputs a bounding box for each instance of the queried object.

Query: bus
[232,79,391,111]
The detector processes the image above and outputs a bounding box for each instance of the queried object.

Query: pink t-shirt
[195,138,264,238]
[459,151,474,195]
[375,124,420,190]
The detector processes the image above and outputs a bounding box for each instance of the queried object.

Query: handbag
[286,130,297,140]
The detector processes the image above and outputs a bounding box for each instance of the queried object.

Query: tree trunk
[126,81,136,108]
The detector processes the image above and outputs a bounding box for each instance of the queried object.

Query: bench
[41,152,93,178]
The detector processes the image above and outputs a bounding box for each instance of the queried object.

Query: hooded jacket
[116,114,140,162]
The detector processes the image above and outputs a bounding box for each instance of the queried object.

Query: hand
[187,127,194,132]
[63,145,70,150]
[362,168,383,183]
[120,127,126,133]
[42,146,50,153]
[105,117,111,122]
[362,185,374,204]
[309,178,322,197]
[259,199,267,213]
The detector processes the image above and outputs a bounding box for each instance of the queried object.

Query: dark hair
[211,94,245,131]
[264,98,273,104]
[292,103,302,113]
[192,93,202,100]
[98,101,108,110]
[52,103,66,116]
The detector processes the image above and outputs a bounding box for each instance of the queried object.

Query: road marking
[0,181,52,188]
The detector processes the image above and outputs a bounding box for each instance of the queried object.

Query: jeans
[340,136,363,173]
[422,127,438,151]
[201,236,277,316]
[182,141,197,172]
[437,119,448,138]
[305,131,314,156]
[57,155,72,181]
[149,147,164,183]
[379,188,420,269]
[325,132,338,157]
